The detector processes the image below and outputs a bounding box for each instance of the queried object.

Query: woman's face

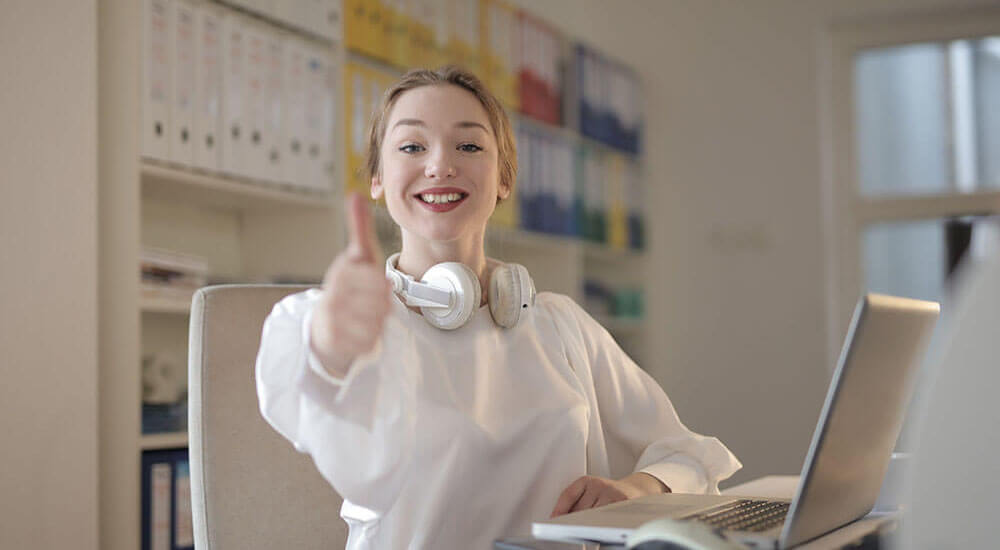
[372,84,507,244]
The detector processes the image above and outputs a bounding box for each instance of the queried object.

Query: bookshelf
[99,1,647,549]
[141,431,190,450]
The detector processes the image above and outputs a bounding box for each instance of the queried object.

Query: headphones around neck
[385,252,536,330]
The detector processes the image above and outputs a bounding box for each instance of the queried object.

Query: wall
[510,0,997,485]
[0,1,99,548]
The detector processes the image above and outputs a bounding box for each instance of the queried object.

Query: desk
[497,475,896,549]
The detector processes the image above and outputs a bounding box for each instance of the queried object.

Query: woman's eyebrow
[390,119,488,133]
[454,121,488,133]
[392,118,426,130]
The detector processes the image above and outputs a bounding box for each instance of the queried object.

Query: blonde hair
[364,66,517,203]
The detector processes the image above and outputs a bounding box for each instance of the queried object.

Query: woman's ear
[498,181,510,201]
[371,175,383,200]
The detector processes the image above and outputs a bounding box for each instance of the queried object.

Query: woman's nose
[424,151,456,179]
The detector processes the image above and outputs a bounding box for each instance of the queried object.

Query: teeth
[420,193,463,204]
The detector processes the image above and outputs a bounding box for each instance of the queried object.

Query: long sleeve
[542,293,742,494]
[254,289,417,514]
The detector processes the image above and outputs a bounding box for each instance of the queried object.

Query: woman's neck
[396,228,490,306]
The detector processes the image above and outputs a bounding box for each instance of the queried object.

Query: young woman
[255,66,741,549]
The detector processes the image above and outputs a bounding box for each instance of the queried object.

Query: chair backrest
[188,284,348,550]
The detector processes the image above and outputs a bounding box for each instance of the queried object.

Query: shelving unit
[141,161,335,210]
[140,295,194,315]
[99,2,648,548]
[140,431,190,450]
[99,2,344,548]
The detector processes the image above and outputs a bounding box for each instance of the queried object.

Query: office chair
[188,284,349,550]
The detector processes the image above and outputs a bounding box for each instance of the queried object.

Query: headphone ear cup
[489,263,535,328]
[420,262,481,330]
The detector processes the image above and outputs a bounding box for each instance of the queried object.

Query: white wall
[0,1,98,548]
[510,0,997,485]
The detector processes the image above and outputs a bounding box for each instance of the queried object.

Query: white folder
[169,0,196,167]
[280,36,307,189]
[262,29,285,183]
[220,13,248,178]
[193,2,222,172]
[244,22,268,181]
[303,44,334,192]
[318,46,338,193]
[143,0,172,162]
[306,0,343,42]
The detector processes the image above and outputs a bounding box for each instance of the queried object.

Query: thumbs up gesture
[309,193,392,379]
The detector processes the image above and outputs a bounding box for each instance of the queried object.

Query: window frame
[822,7,1000,365]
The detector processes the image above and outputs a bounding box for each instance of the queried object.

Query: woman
[256,66,741,549]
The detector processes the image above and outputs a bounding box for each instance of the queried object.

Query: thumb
[345,192,383,264]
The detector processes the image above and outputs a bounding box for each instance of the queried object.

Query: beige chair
[188,284,349,550]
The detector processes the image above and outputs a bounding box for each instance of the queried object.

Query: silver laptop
[533,293,939,548]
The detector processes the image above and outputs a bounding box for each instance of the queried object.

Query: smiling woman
[254,66,742,550]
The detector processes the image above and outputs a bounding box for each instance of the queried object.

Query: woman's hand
[549,473,670,517]
[309,193,392,379]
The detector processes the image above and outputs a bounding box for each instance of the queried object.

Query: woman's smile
[414,186,470,212]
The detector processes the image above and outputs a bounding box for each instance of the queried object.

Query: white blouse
[256,289,741,549]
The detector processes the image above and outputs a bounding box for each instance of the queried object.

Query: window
[824,11,1000,363]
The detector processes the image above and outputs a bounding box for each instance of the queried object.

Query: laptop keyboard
[684,499,791,533]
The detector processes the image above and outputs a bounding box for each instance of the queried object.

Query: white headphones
[385,252,536,330]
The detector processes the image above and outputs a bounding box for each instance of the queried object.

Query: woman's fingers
[550,476,589,517]
[568,483,602,514]
[551,476,635,517]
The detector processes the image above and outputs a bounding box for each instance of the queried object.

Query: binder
[365,0,385,60]
[410,0,435,69]
[344,0,367,53]
[193,3,222,172]
[430,0,449,67]
[174,460,194,549]
[313,43,337,192]
[281,36,308,188]
[606,153,627,249]
[625,160,644,249]
[262,29,285,183]
[284,0,344,42]
[169,0,196,167]
[143,0,172,162]
[220,13,248,178]
[142,449,193,550]
[383,0,407,67]
[150,462,171,550]
[244,21,268,181]
[302,44,332,191]
[343,62,368,196]
[515,126,534,231]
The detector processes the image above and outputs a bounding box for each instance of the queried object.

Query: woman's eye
[458,143,483,153]
[399,144,425,153]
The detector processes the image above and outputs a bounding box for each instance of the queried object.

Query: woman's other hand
[309,193,392,379]
[549,473,670,517]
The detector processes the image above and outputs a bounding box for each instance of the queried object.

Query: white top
[255,289,742,549]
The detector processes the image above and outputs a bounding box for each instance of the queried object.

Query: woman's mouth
[414,190,469,212]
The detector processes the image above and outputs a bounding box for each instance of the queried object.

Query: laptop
[533,293,939,548]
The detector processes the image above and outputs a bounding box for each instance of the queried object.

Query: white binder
[169,0,196,167]
[220,13,247,178]
[305,0,344,42]
[143,0,172,162]
[244,22,268,181]
[280,36,307,189]
[193,2,222,173]
[318,46,338,193]
[301,44,326,191]
[262,29,285,184]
